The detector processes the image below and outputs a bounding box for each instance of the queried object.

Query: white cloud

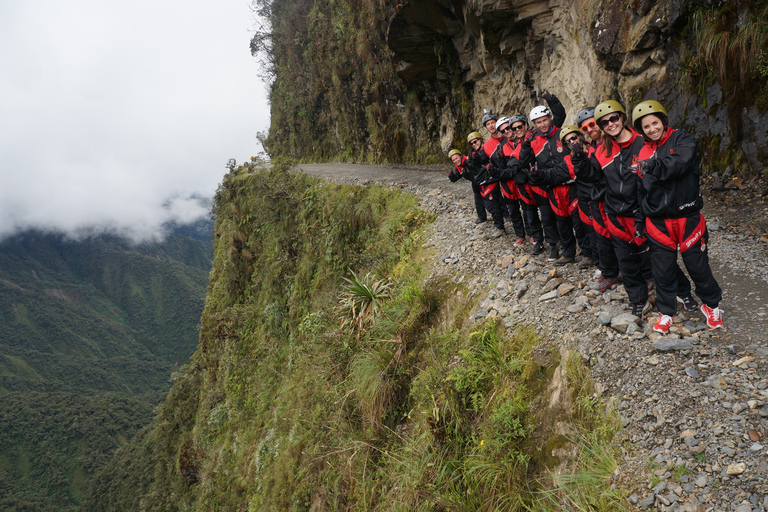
[0,0,269,241]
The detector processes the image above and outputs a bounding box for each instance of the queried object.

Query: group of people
[447,92,724,333]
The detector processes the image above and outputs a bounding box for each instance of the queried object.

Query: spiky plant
[338,270,392,334]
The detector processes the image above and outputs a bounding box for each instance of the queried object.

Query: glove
[524,129,536,142]
[540,89,552,101]
[638,159,650,178]
[571,140,585,157]
[448,169,462,182]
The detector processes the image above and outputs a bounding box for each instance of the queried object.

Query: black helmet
[481,108,497,126]
[509,115,527,125]
[576,107,595,126]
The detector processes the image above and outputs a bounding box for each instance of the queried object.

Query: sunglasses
[501,126,512,132]
[564,135,580,144]
[511,124,525,131]
[579,120,597,132]
[471,139,482,144]
[598,114,622,129]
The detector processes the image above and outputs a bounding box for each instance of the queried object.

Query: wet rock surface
[299,162,768,511]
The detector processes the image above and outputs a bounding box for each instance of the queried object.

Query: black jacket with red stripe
[449,155,480,184]
[466,147,499,197]
[573,128,645,217]
[637,128,703,219]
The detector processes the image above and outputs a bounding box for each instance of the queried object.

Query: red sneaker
[594,276,618,293]
[701,304,723,329]
[653,314,673,334]
[513,237,525,245]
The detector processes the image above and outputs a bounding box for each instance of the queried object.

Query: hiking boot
[578,256,594,269]
[653,314,673,334]
[554,255,575,265]
[513,237,526,245]
[677,294,698,311]
[701,303,724,329]
[475,218,487,224]
[631,300,652,321]
[593,269,602,281]
[645,277,655,292]
[548,245,560,262]
[594,276,617,293]
[489,227,506,239]
[531,241,545,255]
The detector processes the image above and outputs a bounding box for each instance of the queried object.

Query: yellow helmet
[632,100,668,132]
[467,131,483,143]
[559,126,581,143]
[448,149,461,158]
[594,100,626,121]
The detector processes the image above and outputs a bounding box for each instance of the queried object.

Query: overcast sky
[0,0,269,242]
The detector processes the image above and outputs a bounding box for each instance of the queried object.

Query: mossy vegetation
[677,0,768,175]
[251,0,470,163]
[86,163,625,511]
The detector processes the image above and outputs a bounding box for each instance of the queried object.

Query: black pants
[483,192,505,230]
[573,203,592,259]
[472,183,487,222]
[504,198,526,238]
[607,213,651,304]
[647,214,722,316]
[534,192,558,246]
[592,202,619,278]
[522,202,543,243]
[554,212,577,258]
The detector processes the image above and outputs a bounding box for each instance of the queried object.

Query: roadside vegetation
[86,162,626,511]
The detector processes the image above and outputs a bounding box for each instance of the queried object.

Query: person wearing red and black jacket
[448,141,488,224]
[526,91,569,261]
[574,100,652,319]
[528,126,595,265]
[499,115,546,254]
[632,100,723,332]
[491,117,530,243]
[467,131,506,238]
[573,107,619,284]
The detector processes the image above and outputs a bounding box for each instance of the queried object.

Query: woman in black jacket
[632,100,723,333]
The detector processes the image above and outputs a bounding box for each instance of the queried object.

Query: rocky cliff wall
[386,0,768,173]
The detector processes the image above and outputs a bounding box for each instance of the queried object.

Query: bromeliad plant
[338,270,392,335]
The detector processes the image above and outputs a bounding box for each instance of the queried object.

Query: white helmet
[495,116,512,131]
[529,105,551,121]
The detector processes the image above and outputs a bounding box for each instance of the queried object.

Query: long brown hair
[600,112,628,158]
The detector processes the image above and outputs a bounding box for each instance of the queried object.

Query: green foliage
[88,166,625,511]
[338,270,391,333]
[0,392,158,512]
[678,1,768,173]
[0,229,212,509]
[252,0,469,163]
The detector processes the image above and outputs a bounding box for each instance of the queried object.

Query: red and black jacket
[574,128,645,217]
[530,125,566,197]
[637,128,703,219]
[470,136,503,197]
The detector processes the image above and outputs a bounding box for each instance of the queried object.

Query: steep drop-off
[85,164,622,511]
[0,231,212,511]
[260,0,767,173]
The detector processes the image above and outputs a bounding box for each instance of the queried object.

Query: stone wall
[386,0,768,173]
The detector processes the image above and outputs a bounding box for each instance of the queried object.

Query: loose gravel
[297,162,768,511]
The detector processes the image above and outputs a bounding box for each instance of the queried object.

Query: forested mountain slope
[0,228,212,510]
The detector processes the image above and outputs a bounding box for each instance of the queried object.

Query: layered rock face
[387,0,767,173]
